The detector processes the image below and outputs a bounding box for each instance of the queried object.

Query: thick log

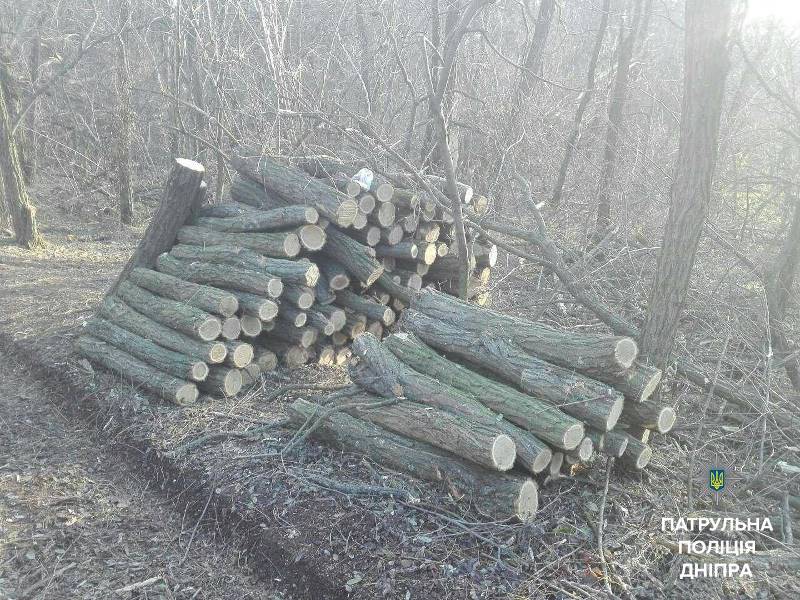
[116,281,221,341]
[193,205,318,232]
[232,154,358,227]
[226,290,279,321]
[416,223,441,243]
[312,305,346,331]
[224,341,253,368]
[321,227,384,288]
[157,254,283,299]
[474,243,498,268]
[601,430,629,458]
[334,289,395,325]
[99,297,226,364]
[375,272,413,304]
[358,193,376,214]
[399,211,419,234]
[76,335,198,405]
[127,267,238,317]
[108,158,205,295]
[241,362,261,387]
[230,173,287,210]
[271,321,318,348]
[366,321,384,338]
[619,434,653,470]
[375,241,417,261]
[297,224,326,251]
[288,398,537,521]
[282,284,315,309]
[316,345,336,365]
[384,332,584,450]
[402,310,624,431]
[342,311,367,338]
[198,366,243,397]
[279,304,308,327]
[221,317,241,340]
[350,335,551,474]
[177,225,300,258]
[85,318,208,382]
[412,289,639,376]
[605,362,663,403]
[319,261,351,290]
[392,188,420,210]
[170,243,319,286]
[267,338,308,368]
[368,202,396,227]
[313,273,337,305]
[349,225,382,247]
[352,212,368,230]
[425,254,476,280]
[196,201,256,218]
[621,403,676,434]
[239,315,263,337]
[331,390,516,471]
[381,224,404,246]
[252,346,278,372]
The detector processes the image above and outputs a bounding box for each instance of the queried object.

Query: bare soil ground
[0,203,798,598]
[0,356,289,599]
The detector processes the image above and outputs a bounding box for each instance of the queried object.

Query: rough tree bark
[641,0,733,371]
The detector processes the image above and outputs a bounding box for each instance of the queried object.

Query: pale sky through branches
[746,0,800,25]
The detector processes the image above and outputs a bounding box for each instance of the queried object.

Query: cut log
[602,362,663,403]
[157,254,283,298]
[279,304,308,327]
[297,224,326,251]
[331,390,516,471]
[342,312,367,338]
[375,241,417,261]
[587,431,605,454]
[232,154,358,227]
[331,331,348,347]
[369,202,396,227]
[306,310,336,336]
[334,289,395,325]
[76,335,198,405]
[319,261,351,290]
[358,193,376,214]
[230,173,287,210]
[170,243,319,287]
[366,321,384,339]
[226,290,279,321]
[271,321,318,348]
[568,437,594,462]
[177,225,300,258]
[413,289,640,376]
[252,346,278,372]
[350,335,551,474]
[375,272,414,304]
[621,403,676,434]
[241,362,261,387]
[349,225,382,247]
[193,205,318,232]
[384,332,584,450]
[196,201,256,218]
[239,315,263,337]
[317,345,336,366]
[391,269,422,291]
[352,211,368,230]
[127,268,238,318]
[415,242,440,265]
[381,256,396,272]
[108,158,205,295]
[268,338,308,368]
[288,398,537,521]
[282,284,315,309]
[224,341,253,368]
[380,224,404,246]
[416,223,440,243]
[549,452,564,477]
[313,304,346,331]
[85,318,208,382]
[99,297,226,364]
[601,430,629,458]
[314,272,337,305]
[402,309,624,431]
[425,254,476,280]
[198,366,243,397]
[221,317,241,340]
[619,434,653,470]
[399,212,419,234]
[391,188,420,210]
[474,243,498,268]
[116,281,221,341]
[335,347,352,366]
[321,227,384,288]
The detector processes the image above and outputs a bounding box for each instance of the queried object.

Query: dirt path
[0,358,288,600]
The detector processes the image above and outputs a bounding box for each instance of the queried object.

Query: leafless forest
[2,0,800,598]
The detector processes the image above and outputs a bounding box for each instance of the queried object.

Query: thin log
[193,205,318,232]
[127,267,238,317]
[157,254,283,299]
[177,225,300,258]
[619,434,653,470]
[282,284,315,309]
[198,366,243,397]
[621,403,676,434]
[224,341,253,368]
[334,289,395,325]
[601,430,629,458]
[321,227,384,288]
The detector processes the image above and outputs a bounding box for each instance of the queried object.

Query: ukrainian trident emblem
[709,469,725,492]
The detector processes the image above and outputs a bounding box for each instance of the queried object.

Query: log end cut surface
[176,383,200,405]
[198,318,223,341]
[563,423,586,451]
[515,479,539,522]
[492,435,516,471]
[615,338,639,369]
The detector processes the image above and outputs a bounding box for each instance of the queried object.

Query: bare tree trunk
[550,0,611,207]
[641,0,733,370]
[0,56,42,249]
[594,0,644,237]
[116,0,134,225]
[518,0,557,96]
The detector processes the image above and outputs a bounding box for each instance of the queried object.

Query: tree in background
[641,0,733,369]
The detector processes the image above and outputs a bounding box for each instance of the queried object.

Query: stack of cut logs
[286,288,671,522]
[76,153,497,405]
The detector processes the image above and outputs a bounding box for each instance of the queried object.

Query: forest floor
[0,198,797,598]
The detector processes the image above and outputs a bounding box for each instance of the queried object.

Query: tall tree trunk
[767,187,800,390]
[518,0,557,96]
[23,24,41,184]
[116,0,134,225]
[594,0,645,237]
[0,55,42,249]
[550,0,611,207]
[641,0,732,370]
